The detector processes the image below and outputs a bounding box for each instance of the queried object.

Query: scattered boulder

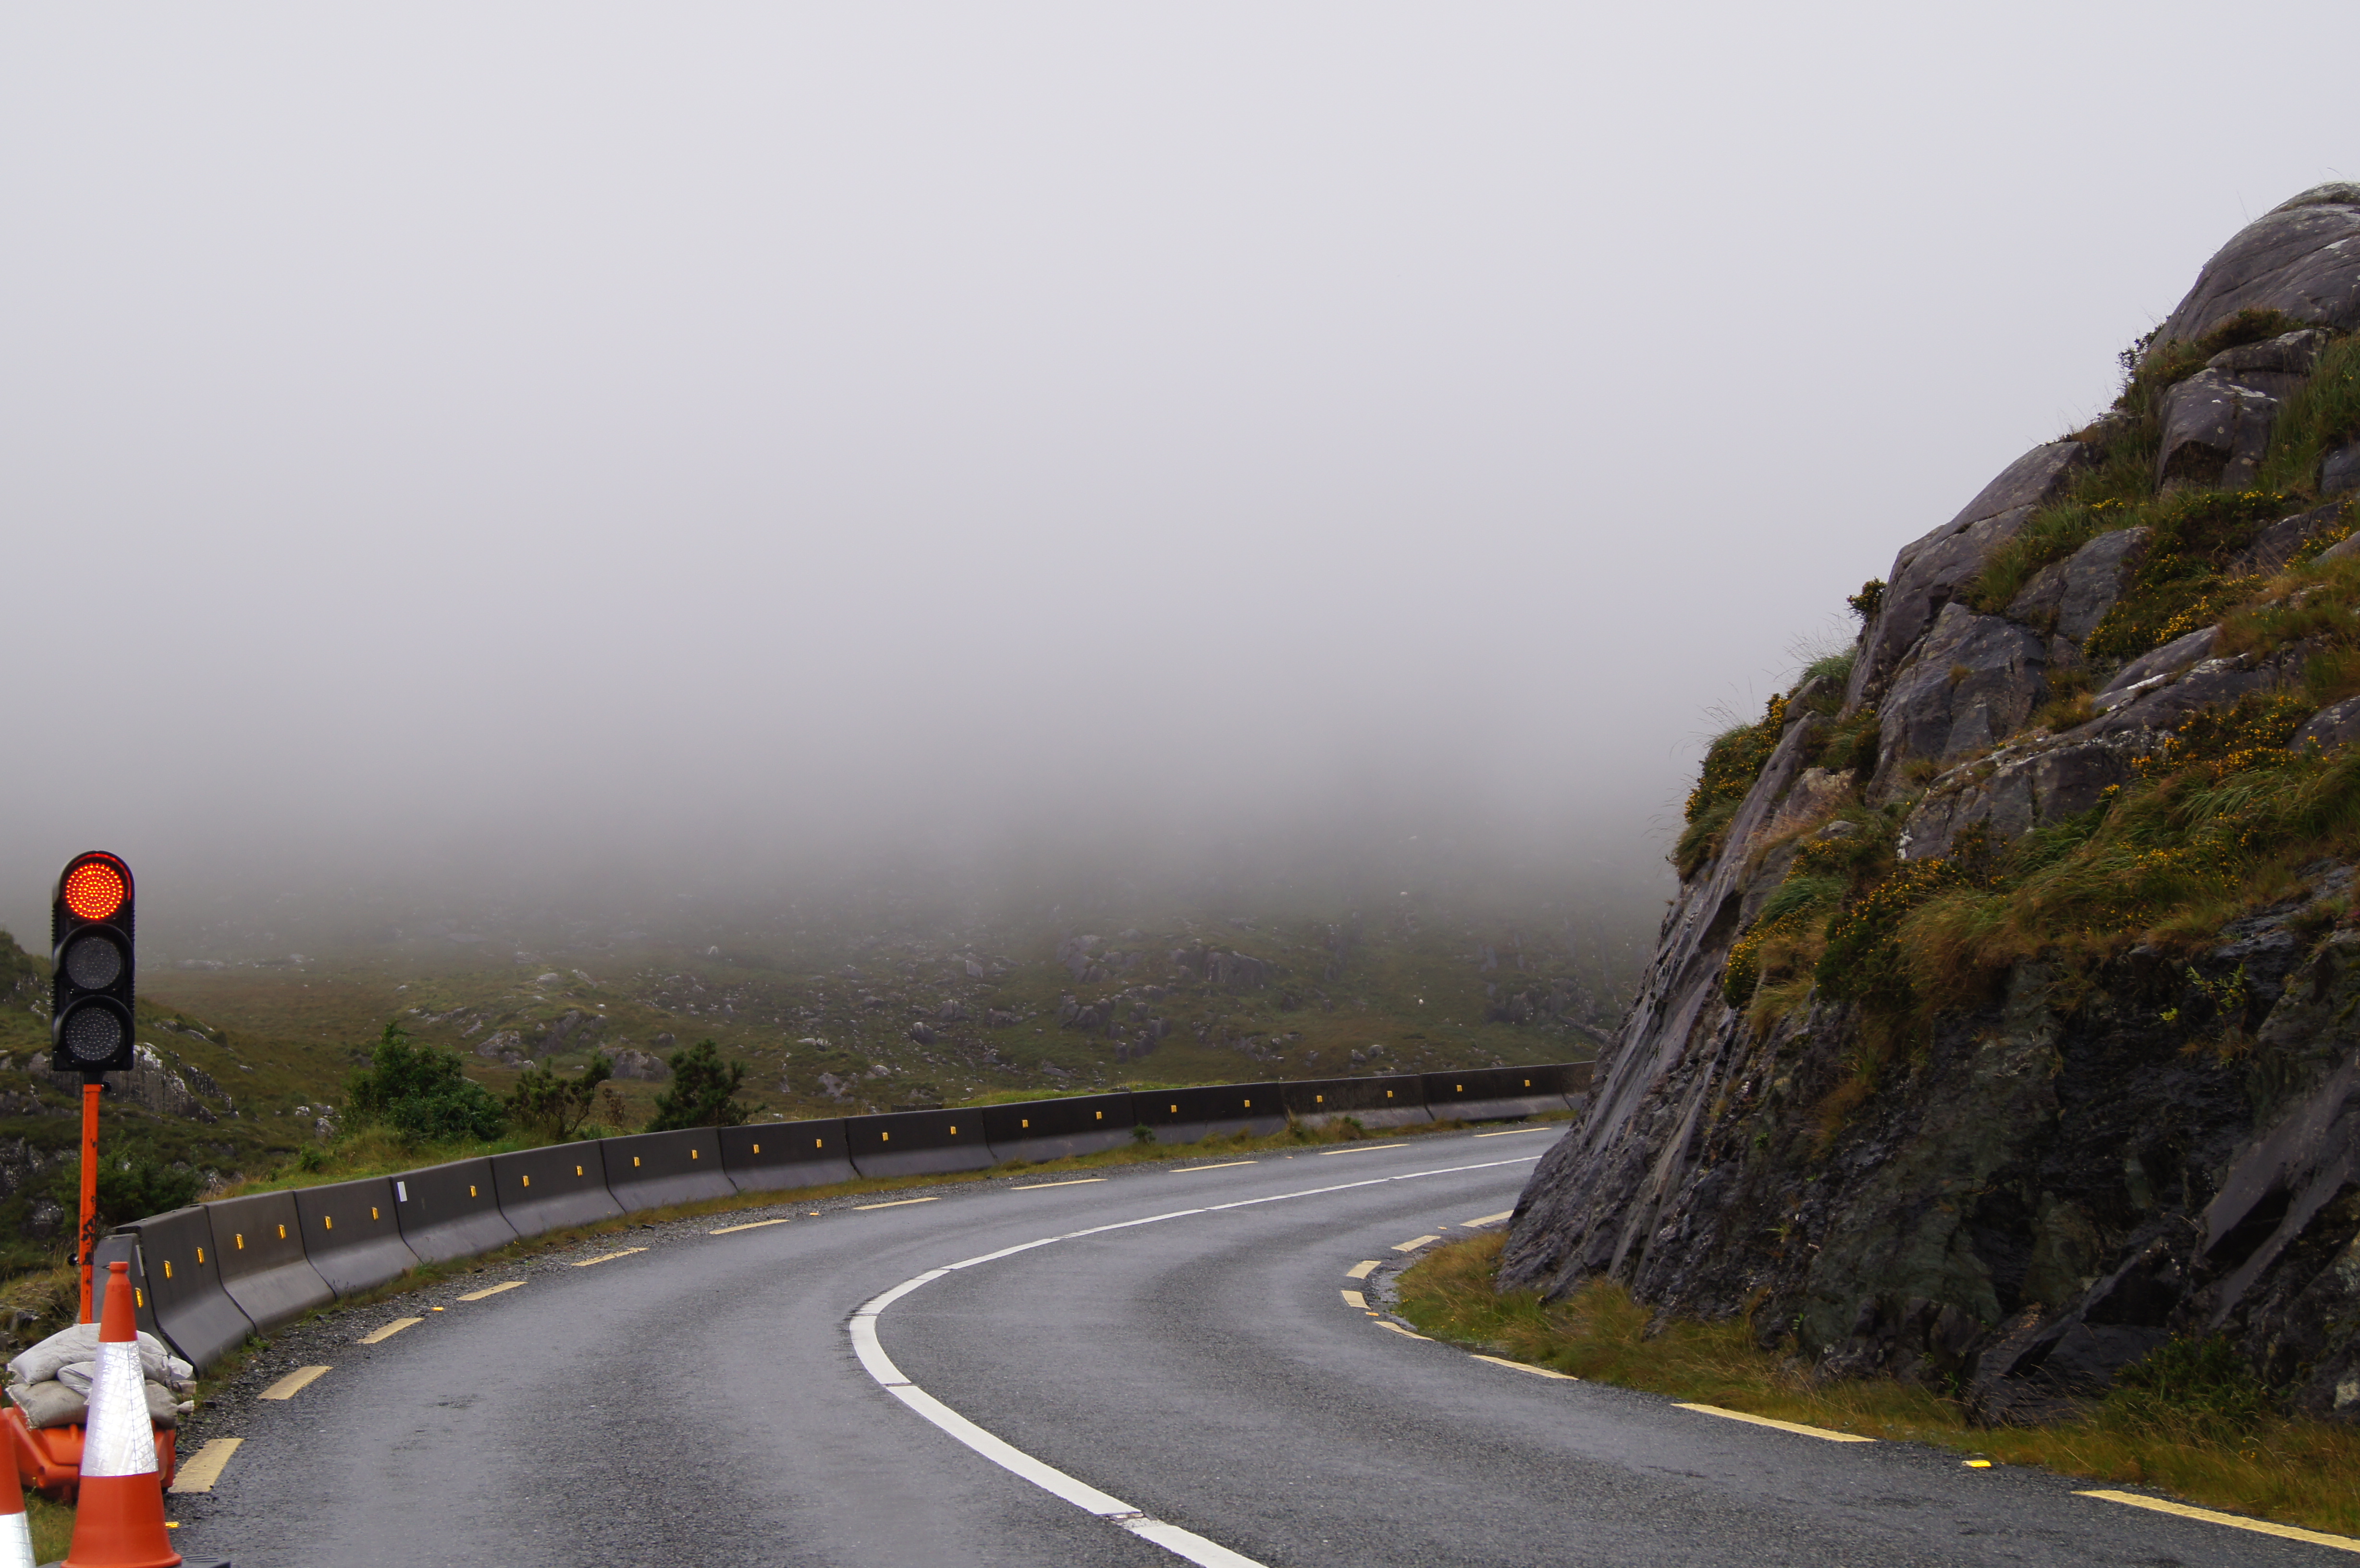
[2155,331,2331,490]
[598,1046,669,1081]
[2294,697,2360,752]
[2324,441,2360,497]
[2149,183,2360,346]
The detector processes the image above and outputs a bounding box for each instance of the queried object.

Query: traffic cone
[63,1262,178,1568]
[0,1442,34,1568]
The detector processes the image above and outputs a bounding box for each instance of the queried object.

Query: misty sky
[3,4,2355,946]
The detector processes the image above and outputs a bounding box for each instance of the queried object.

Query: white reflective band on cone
[0,1511,30,1568]
[79,1338,158,1479]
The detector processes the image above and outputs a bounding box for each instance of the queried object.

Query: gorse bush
[506,1054,615,1141]
[345,1022,507,1143]
[646,1040,750,1131]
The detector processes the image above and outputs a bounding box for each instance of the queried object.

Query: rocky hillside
[1502,184,2360,1424]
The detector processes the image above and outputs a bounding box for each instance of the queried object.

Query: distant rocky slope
[1503,184,2360,1423]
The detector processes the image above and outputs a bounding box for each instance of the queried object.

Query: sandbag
[8,1323,190,1388]
[3,1379,182,1430]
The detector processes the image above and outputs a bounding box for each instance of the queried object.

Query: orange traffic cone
[0,1438,34,1568]
[62,1262,178,1568]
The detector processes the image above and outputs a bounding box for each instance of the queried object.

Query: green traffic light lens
[62,1005,123,1064]
[63,935,123,990]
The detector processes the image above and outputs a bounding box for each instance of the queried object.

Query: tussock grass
[1398,1234,2360,1538]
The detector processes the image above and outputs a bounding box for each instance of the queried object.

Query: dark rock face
[2325,442,2360,498]
[1872,605,2048,787]
[1508,190,2360,1427]
[2006,527,2148,644]
[2152,184,2360,344]
[1846,443,2088,709]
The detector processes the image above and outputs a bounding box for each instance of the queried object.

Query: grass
[1398,1233,2360,1539]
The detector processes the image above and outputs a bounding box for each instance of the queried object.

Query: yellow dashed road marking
[1374,1321,1429,1340]
[572,1247,648,1267]
[1171,1162,1257,1174]
[1463,1210,1515,1227]
[1012,1179,1106,1190]
[1342,1289,1368,1310]
[358,1317,422,1344]
[1674,1403,1873,1442]
[258,1366,331,1401]
[1472,1354,1577,1381]
[1317,1143,1406,1156]
[710,1217,793,1235]
[1345,1260,1379,1280]
[169,1437,243,1494]
[2077,1491,2360,1553]
[855,1196,941,1210]
[457,1281,525,1301]
[1392,1235,1441,1253]
[1474,1127,1552,1138]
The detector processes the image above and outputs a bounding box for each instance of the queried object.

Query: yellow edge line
[358,1317,423,1345]
[1345,1260,1379,1279]
[1471,1353,1578,1381]
[1474,1126,1552,1138]
[1673,1402,1874,1443]
[1316,1143,1407,1156]
[855,1196,941,1210]
[1012,1178,1107,1189]
[710,1216,793,1235]
[1342,1289,1368,1310]
[2077,1490,2360,1553]
[1392,1235,1441,1252]
[258,1365,331,1401]
[1170,1162,1257,1173]
[572,1246,649,1267]
[1375,1321,1430,1340]
[456,1280,525,1301]
[1463,1210,1515,1226]
[168,1436,242,1494]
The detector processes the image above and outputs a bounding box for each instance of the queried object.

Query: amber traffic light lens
[61,861,125,923]
[64,935,123,990]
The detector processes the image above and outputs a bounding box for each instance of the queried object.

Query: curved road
[172,1128,2338,1566]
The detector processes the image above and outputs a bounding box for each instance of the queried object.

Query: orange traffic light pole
[78,1082,102,1323]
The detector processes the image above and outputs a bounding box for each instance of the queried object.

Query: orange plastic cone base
[62,1474,179,1568]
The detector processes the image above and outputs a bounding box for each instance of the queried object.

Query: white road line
[848,1153,1541,1568]
[258,1365,330,1401]
[358,1317,422,1344]
[168,1437,242,1494]
[2077,1491,2360,1553]
[1673,1403,1874,1443]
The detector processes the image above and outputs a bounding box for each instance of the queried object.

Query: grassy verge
[1397,1234,2360,1538]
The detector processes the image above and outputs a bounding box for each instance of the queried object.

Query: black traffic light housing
[51,852,135,1078]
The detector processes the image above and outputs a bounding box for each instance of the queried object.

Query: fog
[2,4,2353,951]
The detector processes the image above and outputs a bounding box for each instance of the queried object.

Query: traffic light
[51,852,135,1077]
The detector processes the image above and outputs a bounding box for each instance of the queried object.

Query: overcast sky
[2,4,2353,948]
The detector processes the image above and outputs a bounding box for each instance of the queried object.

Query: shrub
[506,1055,615,1141]
[345,1022,507,1143]
[91,1143,201,1230]
[1684,695,1790,829]
[645,1040,750,1131]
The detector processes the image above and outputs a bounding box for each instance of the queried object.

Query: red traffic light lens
[62,861,127,923]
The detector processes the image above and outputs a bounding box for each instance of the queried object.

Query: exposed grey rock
[2324,441,2360,497]
[2294,696,2360,753]
[908,1022,936,1045]
[2077,649,2296,740]
[2231,501,2354,576]
[1846,442,2090,709]
[2005,527,2148,644]
[1898,730,2141,862]
[1874,605,2049,787]
[2155,331,2329,490]
[1206,951,1271,991]
[2094,625,2219,709]
[2151,184,2360,346]
[597,1046,670,1081]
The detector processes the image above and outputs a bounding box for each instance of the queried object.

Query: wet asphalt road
[167,1128,2339,1566]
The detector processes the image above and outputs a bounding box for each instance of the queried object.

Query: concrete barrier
[983,1093,1136,1164]
[602,1128,736,1212]
[89,1232,165,1345]
[390,1157,518,1264]
[716,1120,857,1191]
[110,1206,251,1368]
[844,1108,994,1180]
[1421,1065,1577,1122]
[1131,1083,1290,1145]
[292,1176,420,1297]
[1280,1074,1431,1130]
[208,1190,335,1333]
[492,1144,624,1237]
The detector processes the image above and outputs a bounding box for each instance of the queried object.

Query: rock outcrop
[1505,186,2360,1424]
